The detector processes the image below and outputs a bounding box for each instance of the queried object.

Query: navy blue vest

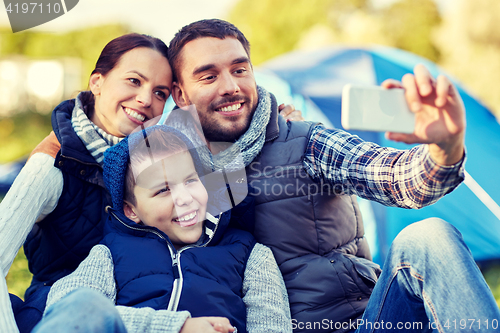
[24,99,110,295]
[102,209,255,333]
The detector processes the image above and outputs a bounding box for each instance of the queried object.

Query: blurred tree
[229,0,441,64]
[462,0,500,45]
[0,24,130,88]
[0,110,51,163]
[229,0,334,64]
[434,0,500,117]
[380,0,441,62]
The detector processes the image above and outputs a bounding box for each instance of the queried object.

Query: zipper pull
[172,253,180,279]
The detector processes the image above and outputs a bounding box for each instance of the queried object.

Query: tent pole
[464,170,500,222]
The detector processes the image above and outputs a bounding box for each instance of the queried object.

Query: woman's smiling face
[90,47,172,137]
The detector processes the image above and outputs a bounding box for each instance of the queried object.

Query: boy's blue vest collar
[104,206,231,250]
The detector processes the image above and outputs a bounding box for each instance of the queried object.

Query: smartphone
[341,84,415,133]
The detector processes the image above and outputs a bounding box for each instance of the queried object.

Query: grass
[6,248,31,300]
[482,263,500,308]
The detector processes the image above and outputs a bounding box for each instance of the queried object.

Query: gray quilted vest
[247,105,381,333]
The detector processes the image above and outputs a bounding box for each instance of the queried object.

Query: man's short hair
[124,130,189,205]
[168,19,251,83]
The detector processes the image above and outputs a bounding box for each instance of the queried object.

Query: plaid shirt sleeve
[303,125,465,209]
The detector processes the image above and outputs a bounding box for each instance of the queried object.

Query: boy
[34,125,291,333]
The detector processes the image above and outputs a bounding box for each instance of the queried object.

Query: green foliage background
[0,112,52,163]
[229,0,441,65]
[0,24,129,88]
[380,0,441,61]
[229,0,333,65]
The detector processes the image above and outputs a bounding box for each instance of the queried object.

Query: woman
[0,33,172,333]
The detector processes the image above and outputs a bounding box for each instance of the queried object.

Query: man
[166,19,499,332]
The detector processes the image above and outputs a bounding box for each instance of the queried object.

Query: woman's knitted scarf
[71,92,123,166]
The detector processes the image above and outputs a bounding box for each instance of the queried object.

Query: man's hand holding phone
[342,64,465,166]
[383,64,466,166]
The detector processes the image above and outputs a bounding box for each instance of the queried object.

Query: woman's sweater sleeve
[242,243,292,333]
[0,153,63,274]
[0,153,63,333]
[46,245,190,333]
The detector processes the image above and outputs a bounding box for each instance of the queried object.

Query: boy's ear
[89,73,103,96]
[172,82,188,108]
[123,201,141,224]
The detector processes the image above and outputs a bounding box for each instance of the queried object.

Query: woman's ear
[172,82,188,108]
[89,73,103,96]
[123,201,141,224]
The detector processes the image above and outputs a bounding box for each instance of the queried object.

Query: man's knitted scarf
[213,85,272,169]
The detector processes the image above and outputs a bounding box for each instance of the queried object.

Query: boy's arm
[45,245,117,308]
[46,244,191,333]
[242,243,292,333]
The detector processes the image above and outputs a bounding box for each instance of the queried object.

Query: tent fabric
[257,45,500,265]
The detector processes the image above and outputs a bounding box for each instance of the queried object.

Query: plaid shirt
[303,125,465,209]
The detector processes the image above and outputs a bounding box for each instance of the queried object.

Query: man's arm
[303,65,465,209]
[304,126,464,209]
[242,243,292,333]
[46,244,190,333]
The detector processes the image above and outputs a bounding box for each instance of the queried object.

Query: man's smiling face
[172,37,258,142]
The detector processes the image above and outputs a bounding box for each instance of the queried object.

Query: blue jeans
[355,218,500,333]
[31,288,126,333]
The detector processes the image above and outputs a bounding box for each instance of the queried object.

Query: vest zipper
[166,212,221,311]
[167,249,183,311]
[110,211,182,310]
[110,211,221,312]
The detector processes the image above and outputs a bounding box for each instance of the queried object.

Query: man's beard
[198,96,257,143]
[200,112,253,142]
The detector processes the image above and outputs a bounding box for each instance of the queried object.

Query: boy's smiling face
[124,151,208,249]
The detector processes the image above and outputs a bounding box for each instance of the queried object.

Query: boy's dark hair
[124,130,189,205]
[167,19,251,83]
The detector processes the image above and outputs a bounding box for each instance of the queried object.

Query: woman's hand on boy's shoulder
[181,317,235,333]
[279,104,305,121]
